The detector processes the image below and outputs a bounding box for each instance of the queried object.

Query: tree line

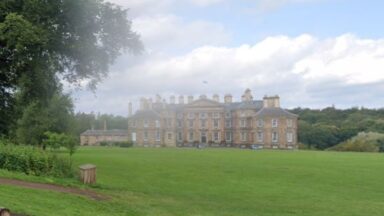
[290,107,384,150]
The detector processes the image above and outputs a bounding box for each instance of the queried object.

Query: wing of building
[128,89,298,149]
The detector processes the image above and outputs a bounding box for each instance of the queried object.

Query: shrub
[0,144,73,177]
[99,141,110,146]
[328,132,384,152]
[117,141,134,148]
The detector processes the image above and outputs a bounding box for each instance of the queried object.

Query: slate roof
[255,107,298,118]
[81,129,128,136]
[224,100,263,110]
[130,109,161,119]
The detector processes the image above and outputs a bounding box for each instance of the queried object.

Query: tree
[0,0,142,140]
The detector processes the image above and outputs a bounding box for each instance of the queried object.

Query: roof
[130,109,161,119]
[81,129,128,136]
[255,107,298,118]
[224,100,263,110]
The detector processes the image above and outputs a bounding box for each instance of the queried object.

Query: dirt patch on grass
[0,177,108,201]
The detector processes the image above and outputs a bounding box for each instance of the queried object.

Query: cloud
[132,14,230,53]
[72,34,384,115]
[245,0,325,14]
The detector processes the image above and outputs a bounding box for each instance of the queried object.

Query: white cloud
[132,14,230,53]
[73,34,384,115]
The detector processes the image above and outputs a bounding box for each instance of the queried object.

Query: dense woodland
[290,107,384,150]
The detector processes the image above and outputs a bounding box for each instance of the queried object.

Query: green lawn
[1,147,384,215]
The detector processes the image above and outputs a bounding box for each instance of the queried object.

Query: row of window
[140,131,294,143]
[133,119,294,128]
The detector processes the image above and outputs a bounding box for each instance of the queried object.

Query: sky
[71,0,384,116]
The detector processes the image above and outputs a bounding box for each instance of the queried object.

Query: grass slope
[1,147,384,215]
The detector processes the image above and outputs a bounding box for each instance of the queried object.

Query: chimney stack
[188,95,194,104]
[128,102,132,117]
[199,94,207,99]
[224,94,232,103]
[179,95,185,104]
[263,95,280,108]
[213,94,219,102]
[170,95,176,104]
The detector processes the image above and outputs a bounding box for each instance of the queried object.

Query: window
[225,132,232,141]
[287,132,293,143]
[177,113,183,119]
[240,119,246,128]
[287,119,293,127]
[188,120,194,128]
[257,131,263,142]
[213,112,220,119]
[177,120,182,128]
[272,131,278,142]
[225,120,231,128]
[168,133,172,140]
[188,112,195,119]
[189,132,194,141]
[144,120,148,128]
[257,119,264,127]
[131,120,136,127]
[167,119,172,128]
[225,112,231,118]
[200,119,206,128]
[241,132,247,141]
[272,119,278,128]
[214,132,220,141]
[144,131,148,141]
[155,120,160,128]
[213,119,219,128]
[156,131,161,141]
[240,111,245,117]
[200,112,207,119]
[178,132,183,141]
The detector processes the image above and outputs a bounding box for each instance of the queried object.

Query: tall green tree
[0,0,142,141]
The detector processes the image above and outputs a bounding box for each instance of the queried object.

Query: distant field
[1,147,384,216]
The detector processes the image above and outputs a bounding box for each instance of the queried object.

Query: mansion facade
[128,89,298,149]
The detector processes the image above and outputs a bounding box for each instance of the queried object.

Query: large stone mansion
[127,89,298,149]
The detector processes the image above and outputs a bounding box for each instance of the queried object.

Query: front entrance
[201,132,207,144]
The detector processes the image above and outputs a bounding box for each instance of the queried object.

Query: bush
[99,141,110,146]
[117,141,133,148]
[0,143,73,177]
[328,132,384,152]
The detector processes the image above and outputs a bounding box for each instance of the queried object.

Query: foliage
[15,92,75,146]
[291,107,384,149]
[98,141,133,148]
[0,0,142,140]
[74,112,128,136]
[42,131,77,166]
[0,143,73,177]
[327,132,384,152]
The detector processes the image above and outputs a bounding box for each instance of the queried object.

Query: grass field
[1,147,384,216]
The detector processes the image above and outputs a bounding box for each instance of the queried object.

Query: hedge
[0,143,73,177]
